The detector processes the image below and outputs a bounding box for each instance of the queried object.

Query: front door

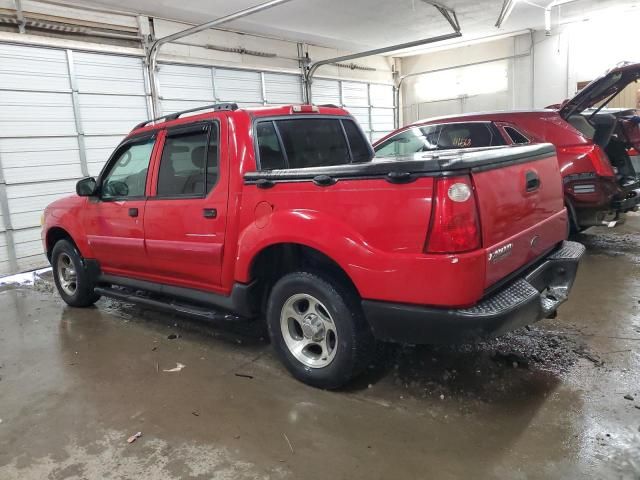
[83,133,157,276]
[143,119,229,292]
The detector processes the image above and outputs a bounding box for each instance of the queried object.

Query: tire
[266,271,375,389]
[51,239,100,307]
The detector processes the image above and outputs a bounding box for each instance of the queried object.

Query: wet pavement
[1,217,640,479]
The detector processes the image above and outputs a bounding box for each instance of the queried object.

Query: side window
[343,120,372,163]
[374,126,439,157]
[157,124,218,197]
[257,121,286,170]
[276,118,350,168]
[437,123,506,149]
[102,138,155,199]
[504,126,530,144]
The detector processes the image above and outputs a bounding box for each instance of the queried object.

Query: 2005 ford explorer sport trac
[42,103,585,388]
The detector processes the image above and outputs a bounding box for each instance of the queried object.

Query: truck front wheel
[51,239,100,308]
[266,271,375,389]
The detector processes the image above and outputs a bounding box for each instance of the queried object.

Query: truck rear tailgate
[470,144,567,289]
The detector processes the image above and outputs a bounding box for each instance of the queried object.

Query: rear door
[143,118,229,291]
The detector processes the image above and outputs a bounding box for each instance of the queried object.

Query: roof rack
[133,102,239,130]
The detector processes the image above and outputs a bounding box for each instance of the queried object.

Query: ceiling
[65,0,638,54]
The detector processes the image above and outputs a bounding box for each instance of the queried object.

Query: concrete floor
[1,218,640,479]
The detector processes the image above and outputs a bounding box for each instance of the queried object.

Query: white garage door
[0,44,396,276]
[73,51,150,176]
[0,42,149,274]
[310,78,395,142]
[157,63,304,115]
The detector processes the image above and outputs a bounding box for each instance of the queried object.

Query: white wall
[565,10,640,96]
[400,34,533,124]
[400,3,640,125]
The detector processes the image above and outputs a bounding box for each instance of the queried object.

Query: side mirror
[76,177,98,197]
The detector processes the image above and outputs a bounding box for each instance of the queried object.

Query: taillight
[426,175,481,253]
[558,144,615,177]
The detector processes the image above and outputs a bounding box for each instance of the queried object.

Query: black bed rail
[133,102,239,130]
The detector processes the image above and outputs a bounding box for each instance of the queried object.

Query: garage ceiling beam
[147,0,297,116]
[303,2,462,103]
[495,0,517,28]
[424,1,461,33]
[306,31,462,81]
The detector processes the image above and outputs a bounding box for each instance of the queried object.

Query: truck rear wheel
[51,239,100,307]
[266,271,375,389]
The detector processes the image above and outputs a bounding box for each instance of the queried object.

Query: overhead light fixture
[495,0,518,28]
[545,5,552,35]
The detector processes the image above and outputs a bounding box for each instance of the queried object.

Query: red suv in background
[375,62,640,231]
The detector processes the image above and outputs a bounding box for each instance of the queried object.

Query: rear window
[277,118,350,169]
[438,123,506,149]
[255,117,371,170]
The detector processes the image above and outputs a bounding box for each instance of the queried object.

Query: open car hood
[559,62,640,119]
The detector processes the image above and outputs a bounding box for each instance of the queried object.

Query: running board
[94,286,244,322]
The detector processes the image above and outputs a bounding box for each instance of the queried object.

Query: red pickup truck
[42,103,584,388]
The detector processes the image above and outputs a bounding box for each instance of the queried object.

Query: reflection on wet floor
[1,216,640,479]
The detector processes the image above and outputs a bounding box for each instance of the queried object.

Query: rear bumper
[362,241,585,345]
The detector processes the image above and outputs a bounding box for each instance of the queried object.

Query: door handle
[128,207,138,217]
[203,208,217,218]
[525,171,540,192]
[256,179,275,189]
[313,175,336,187]
[386,171,415,184]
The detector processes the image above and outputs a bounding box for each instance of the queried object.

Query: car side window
[102,138,155,199]
[157,124,219,197]
[375,126,439,156]
[437,123,506,149]
[504,126,530,144]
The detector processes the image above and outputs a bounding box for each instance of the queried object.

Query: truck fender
[234,209,375,288]
[44,205,93,259]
